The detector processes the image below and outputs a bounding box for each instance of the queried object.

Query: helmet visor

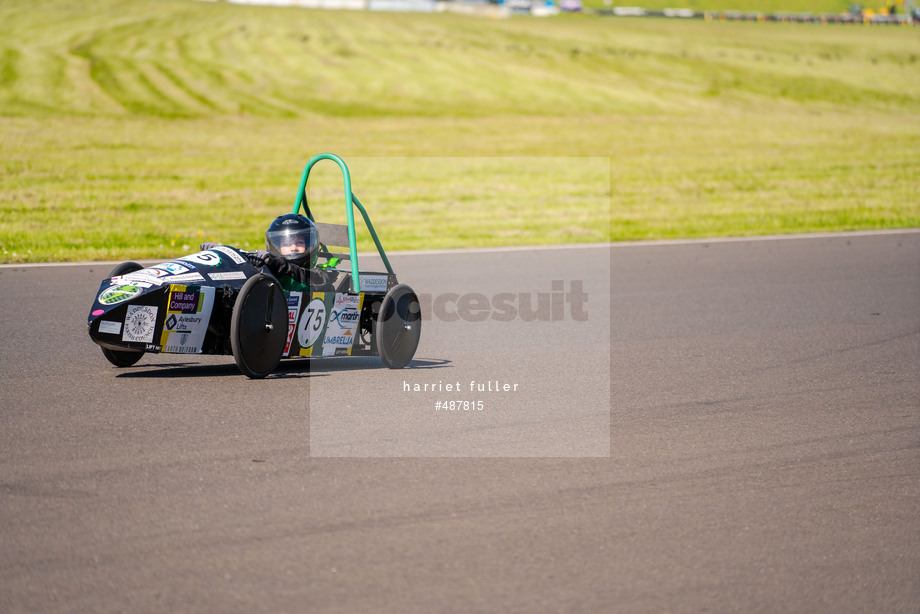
[266,224,318,266]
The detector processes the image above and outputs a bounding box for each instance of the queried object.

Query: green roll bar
[291,153,394,294]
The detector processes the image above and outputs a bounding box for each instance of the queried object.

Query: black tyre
[101,346,144,367]
[230,273,287,379]
[101,261,145,368]
[108,261,144,278]
[376,284,421,369]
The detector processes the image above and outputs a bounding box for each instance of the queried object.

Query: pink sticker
[92,309,104,316]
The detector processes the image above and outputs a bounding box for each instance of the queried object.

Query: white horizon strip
[1,229,917,269]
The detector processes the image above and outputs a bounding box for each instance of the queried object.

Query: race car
[87,153,422,378]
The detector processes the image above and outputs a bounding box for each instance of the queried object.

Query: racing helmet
[265,213,320,268]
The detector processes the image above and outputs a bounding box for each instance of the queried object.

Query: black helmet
[265,213,320,268]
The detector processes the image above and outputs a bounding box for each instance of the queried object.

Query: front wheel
[101,347,143,367]
[376,284,421,369]
[101,261,145,368]
[230,273,287,379]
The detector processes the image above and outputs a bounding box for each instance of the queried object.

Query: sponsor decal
[98,284,142,305]
[330,307,360,327]
[334,293,361,309]
[98,320,122,335]
[109,275,157,288]
[151,262,190,276]
[168,290,201,313]
[166,273,205,283]
[112,270,165,285]
[159,285,216,354]
[284,291,302,356]
[122,305,158,343]
[208,271,247,281]
[213,245,246,265]
[91,309,105,317]
[297,297,326,351]
[139,267,171,278]
[145,343,162,352]
[163,313,205,350]
[322,292,363,356]
[361,274,389,293]
[178,250,222,267]
[323,332,354,346]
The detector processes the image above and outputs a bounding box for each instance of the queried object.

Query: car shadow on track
[114,357,452,379]
[302,357,451,374]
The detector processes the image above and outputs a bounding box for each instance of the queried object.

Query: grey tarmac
[0,231,917,613]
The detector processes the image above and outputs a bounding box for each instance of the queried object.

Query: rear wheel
[376,284,421,369]
[230,273,287,379]
[101,261,144,368]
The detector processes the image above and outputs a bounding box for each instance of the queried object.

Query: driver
[202,213,334,290]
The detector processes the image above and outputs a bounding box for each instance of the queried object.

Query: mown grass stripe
[0,47,20,88]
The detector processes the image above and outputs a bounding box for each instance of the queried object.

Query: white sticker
[334,293,361,310]
[284,292,302,356]
[112,270,166,284]
[122,305,158,343]
[98,320,122,335]
[151,262,190,276]
[323,293,361,356]
[213,245,246,265]
[297,298,326,349]
[361,274,389,292]
[179,250,222,267]
[110,275,159,288]
[208,271,247,281]
[167,273,205,283]
[138,267,172,278]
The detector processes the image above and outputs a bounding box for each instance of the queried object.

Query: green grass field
[1,0,918,262]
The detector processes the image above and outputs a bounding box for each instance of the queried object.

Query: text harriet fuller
[404,380,520,392]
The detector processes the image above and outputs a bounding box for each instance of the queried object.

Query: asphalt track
[1,231,918,613]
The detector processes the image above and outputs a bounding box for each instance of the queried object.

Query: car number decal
[178,250,222,267]
[297,297,326,350]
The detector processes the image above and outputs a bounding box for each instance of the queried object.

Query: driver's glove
[248,249,271,265]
